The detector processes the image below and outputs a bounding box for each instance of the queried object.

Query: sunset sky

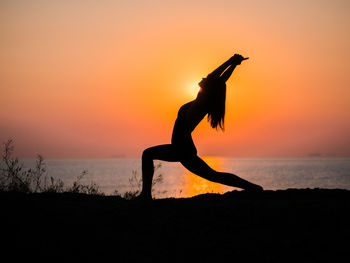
[1,0,349,158]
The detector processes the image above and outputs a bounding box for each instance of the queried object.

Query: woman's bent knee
[142,147,153,160]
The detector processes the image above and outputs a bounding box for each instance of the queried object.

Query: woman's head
[198,77,226,131]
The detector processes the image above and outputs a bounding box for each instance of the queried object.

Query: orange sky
[1,0,350,158]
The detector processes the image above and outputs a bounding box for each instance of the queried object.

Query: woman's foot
[134,192,153,202]
[245,183,263,192]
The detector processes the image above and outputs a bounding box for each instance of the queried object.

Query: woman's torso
[171,98,207,153]
[176,100,207,131]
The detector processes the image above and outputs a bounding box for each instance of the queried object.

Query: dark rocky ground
[2,188,350,262]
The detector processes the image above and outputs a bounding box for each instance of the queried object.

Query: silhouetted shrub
[41,176,65,193]
[0,139,46,193]
[0,139,103,195]
[66,170,103,195]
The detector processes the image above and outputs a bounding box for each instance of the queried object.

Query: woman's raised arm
[207,57,234,79]
[207,54,248,81]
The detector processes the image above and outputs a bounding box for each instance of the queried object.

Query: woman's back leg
[180,155,263,191]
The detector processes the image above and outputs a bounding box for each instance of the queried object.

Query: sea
[21,157,350,198]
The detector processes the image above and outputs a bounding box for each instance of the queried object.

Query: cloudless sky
[1,0,349,158]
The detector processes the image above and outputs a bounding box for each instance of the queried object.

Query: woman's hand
[230,54,249,65]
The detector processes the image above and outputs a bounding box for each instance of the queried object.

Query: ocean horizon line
[16,155,350,160]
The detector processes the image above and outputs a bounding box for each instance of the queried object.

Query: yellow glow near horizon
[181,156,231,197]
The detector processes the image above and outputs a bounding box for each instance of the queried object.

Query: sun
[188,80,201,98]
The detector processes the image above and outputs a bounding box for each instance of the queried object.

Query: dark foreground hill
[2,188,350,262]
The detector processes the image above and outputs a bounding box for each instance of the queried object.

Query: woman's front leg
[140,144,179,199]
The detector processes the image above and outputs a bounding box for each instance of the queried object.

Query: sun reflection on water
[180,156,231,197]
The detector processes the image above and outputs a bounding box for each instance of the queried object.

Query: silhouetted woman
[140,54,263,200]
